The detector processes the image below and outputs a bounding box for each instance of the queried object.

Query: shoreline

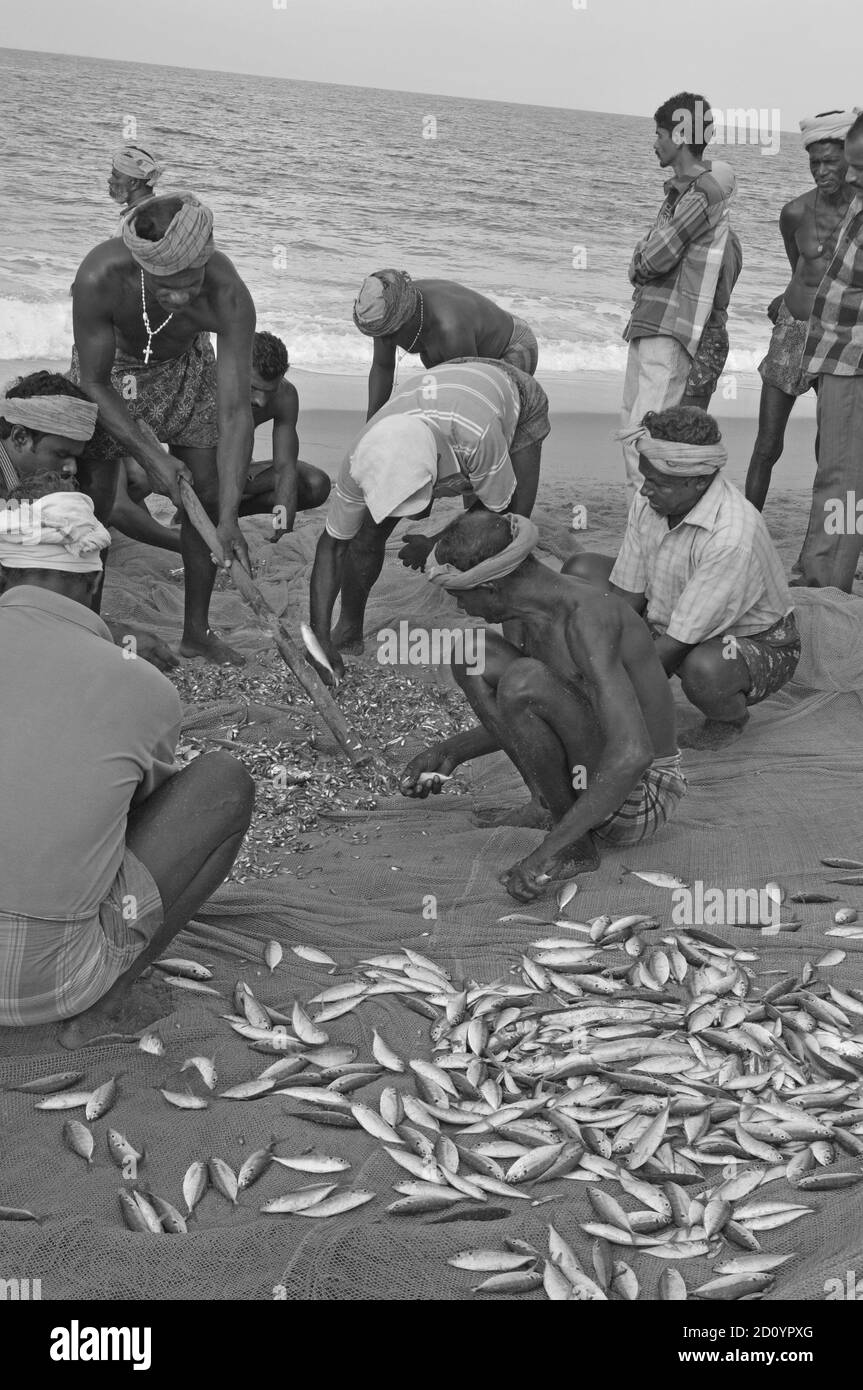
[0,357,818,494]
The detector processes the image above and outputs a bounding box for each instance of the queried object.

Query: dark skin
[745,140,852,511]
[1,569,254,1047]
[107,170,154,212]
[399,559,676,902]
[0,427,178,671]
[239,370,330,540]
[563,458,756,750]
[309,447,542,683]
[365,280,517,419]
[72,238,256,665]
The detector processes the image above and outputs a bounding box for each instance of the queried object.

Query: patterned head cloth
[123,193,215,277]
[112,145,164,185]
[618,424,728,476]
[0,492,111,572]
[427,514,540,590]
[0,392,98,442]
[353,270,419,337]
[799,109,860,149]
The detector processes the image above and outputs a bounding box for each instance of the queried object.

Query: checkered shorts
[593,752,688,847]
[0,848,163,1026]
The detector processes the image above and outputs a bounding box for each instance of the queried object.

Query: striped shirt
[325,362,520,541]
[803,194,863,377]
[625,168,731,357]
[610,475,791,645]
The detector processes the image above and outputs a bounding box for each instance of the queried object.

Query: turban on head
[427,514,540,591]
[617,424,728,477]
[112,145,164,185]
[123,193,215,277]
[800,109,860,148]
[353,270,419,337]
[349,414,438,524]
[0,392,97,442]
[0,492,111,572]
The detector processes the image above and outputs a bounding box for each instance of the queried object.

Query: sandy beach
[1,357,822,580]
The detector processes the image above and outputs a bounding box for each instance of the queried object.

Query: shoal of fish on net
[10,908,863,1300]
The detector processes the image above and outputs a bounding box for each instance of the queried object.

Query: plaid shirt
[803,194,863,377]
[625,169,730,357]
[0,439,21,492]
[610,475,791,645]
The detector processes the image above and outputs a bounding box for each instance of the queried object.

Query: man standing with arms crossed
[71,192,255,664]
[621,92,732,493]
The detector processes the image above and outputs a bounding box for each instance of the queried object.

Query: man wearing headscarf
[397,509,683,902]
[0,371,178,671]
[69,192,256,665]
[795,112,863,590]
[746,109,859,513]
[0,476,253,1043]
[352,270,540,419]
[307,358,550,678]
[565,406,799,749]
[108,144,165,224]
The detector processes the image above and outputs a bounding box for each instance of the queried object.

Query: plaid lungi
[501,315,539,375]
[758,304,813,398]
[0,846,163,1026]
[593,751,688,847]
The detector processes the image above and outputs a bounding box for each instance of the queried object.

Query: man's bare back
[519,574,678,763]
[409,279,514,365]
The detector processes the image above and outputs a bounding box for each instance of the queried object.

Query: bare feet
[180,629,246,666]
[678,715,749,751]
[331,619,365,656]
[472,800,554,830]
[549,834,601,876]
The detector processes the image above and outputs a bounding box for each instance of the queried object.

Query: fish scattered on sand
[12,1071,84,1095]
[138,1032,165,1057]
[181,1056,217,1090]
[160,1089,209,1110]
[291,946,337,966]
[182,1161,209,1215]
[264,940,283,972]
[85,1077,118,1121]
[62,1119,95,1165]
[153,958,213,981]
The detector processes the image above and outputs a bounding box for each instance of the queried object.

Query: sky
[3,0,861,127]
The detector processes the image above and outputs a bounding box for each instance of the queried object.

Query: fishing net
[2,510,863,1301]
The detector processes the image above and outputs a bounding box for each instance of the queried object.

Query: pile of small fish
[11,872,863,1297]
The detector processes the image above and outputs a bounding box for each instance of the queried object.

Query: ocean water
[0,47,816,377]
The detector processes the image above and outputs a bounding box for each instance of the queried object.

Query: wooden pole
[133,422,368,765]
[177,478,369,765]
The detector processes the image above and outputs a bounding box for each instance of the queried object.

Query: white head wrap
[799,110,860,149]
[0,492,111,572]
[349,415,439,524]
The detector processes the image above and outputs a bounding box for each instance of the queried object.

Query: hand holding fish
[399,745,458,798]
[500,849,559,902]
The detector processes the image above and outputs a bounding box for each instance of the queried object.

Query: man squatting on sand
[565,407,800,751]
[745,109,858,513]
[308,358,550,677]
[352,269,539,420]
[399,510,686,904]
[0,375,178,671]
[0,480,253,1044]
[70,191,256,666]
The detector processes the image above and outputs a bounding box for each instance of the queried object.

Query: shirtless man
[400,511,685,903]
[71,192,255,665]
[745,110,857,511]
[239,331,330,540]
[107,145,164,224]
[353,270,539,419]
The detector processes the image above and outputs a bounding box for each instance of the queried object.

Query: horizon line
[0,44,807,135]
